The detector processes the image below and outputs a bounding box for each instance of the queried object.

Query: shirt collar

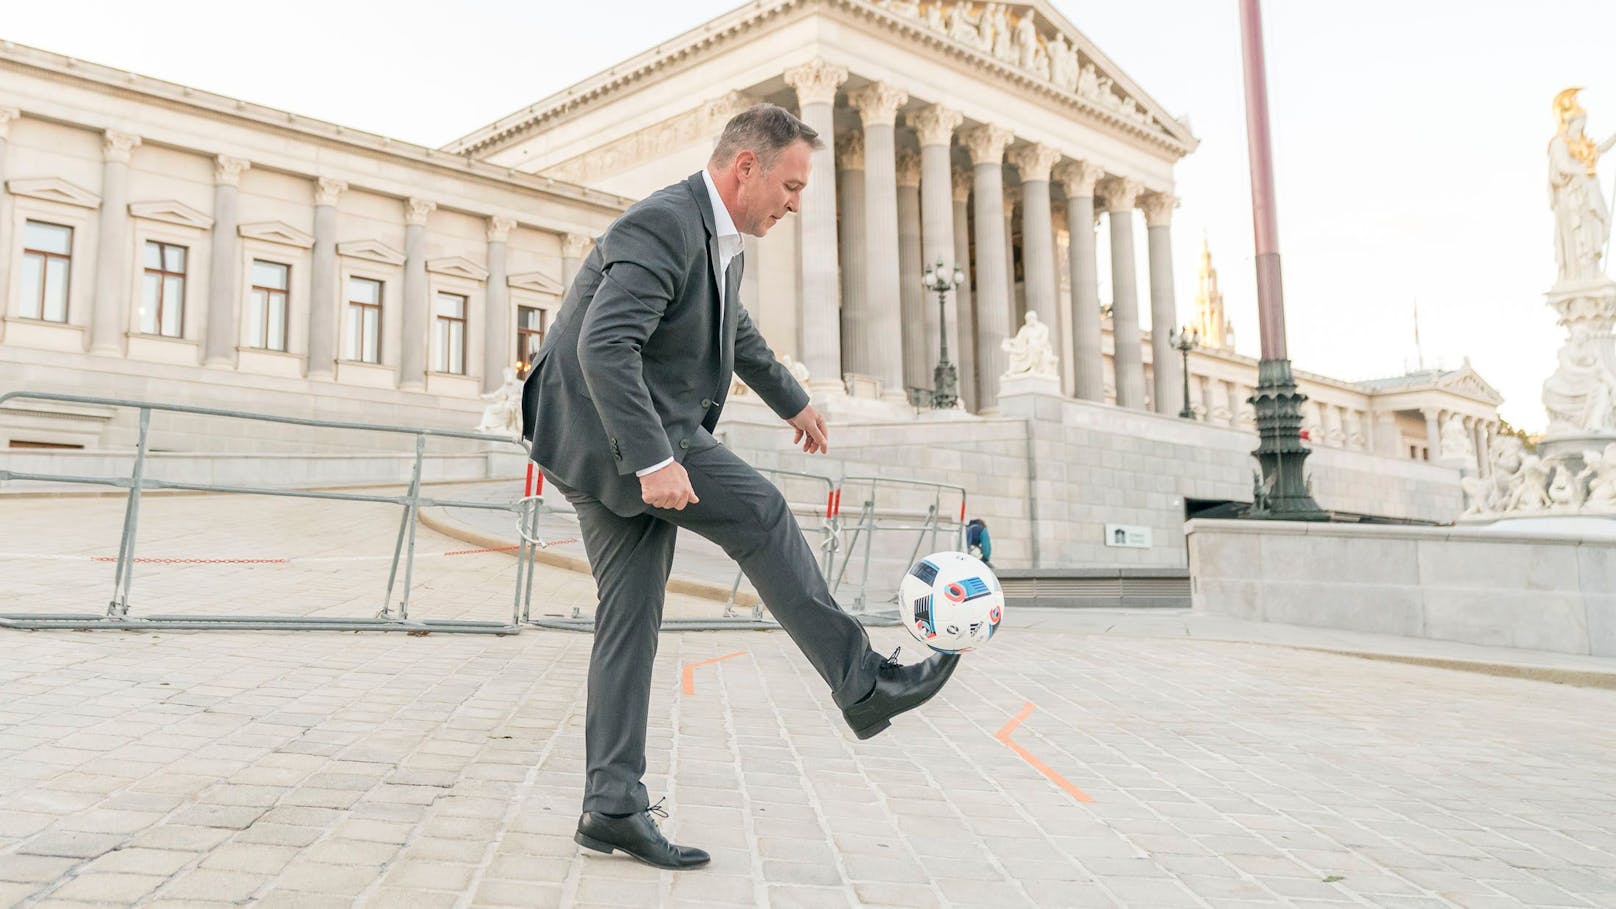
[701,169,743,257]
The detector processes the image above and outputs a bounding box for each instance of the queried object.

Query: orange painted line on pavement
[681,651,746,695]
[995,701,1093,803]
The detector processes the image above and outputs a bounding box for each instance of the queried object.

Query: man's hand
[787,404,829,454]
[640,461,700,510]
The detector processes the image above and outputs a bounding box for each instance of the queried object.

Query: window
[139,241,187,337]
[247,260,290,351]
[20,220,73,322]
[517,305,547,376]
[345,277,383,363]
[432,291,467,375]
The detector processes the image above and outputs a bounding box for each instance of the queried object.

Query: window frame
[247,258,292,352]
[344,275,385,365]
[432,290,469,376]
[139,239,189,338]
[19,220,74,323]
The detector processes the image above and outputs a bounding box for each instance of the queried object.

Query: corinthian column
[836,132,870,385]
[1009,144,1060,337]
[1141,191,1182,416]
[1099,177,1145,409]
[908,104,964,373]
[90,130,141,354]
[306,177,346,379]
[399,198,436,390]
[484,216,516,393]
[896,151,927,390]
[784,59,848,395]
[960,124,1014,410]
[203,156,251,366]
[848,82,909,401]
[561,233,589,288]
[951,169,977,411]
[1056,161,1105,401]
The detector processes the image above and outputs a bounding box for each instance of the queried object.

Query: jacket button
[680,439,690,449]
[701,399,712,408]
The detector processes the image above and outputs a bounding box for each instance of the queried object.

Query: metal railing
[0,391,545,634]
[831,474,969,623]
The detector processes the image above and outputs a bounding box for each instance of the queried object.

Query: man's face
[735,140,812,236]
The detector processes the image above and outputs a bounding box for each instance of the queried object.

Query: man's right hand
[640,461,700,510]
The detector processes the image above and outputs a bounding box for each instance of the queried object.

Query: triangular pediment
[129,199,214,230]
[1438,361,1505,404]
[336,239,406,266]
[426,256,489,281]
[508,271,564,296]
[238,220,315,249]
[6,177,101,209]
[870,0,1191,143]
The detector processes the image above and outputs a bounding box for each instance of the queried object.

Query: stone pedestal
[998,373,1062,399]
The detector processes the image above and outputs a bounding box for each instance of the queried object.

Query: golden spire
[1194,234,1229,350]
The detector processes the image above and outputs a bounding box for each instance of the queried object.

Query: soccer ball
[896,551,1004,653]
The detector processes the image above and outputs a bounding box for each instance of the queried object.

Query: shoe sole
[574,831,711,869]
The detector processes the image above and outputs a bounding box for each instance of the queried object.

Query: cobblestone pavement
[3,493,1616,908]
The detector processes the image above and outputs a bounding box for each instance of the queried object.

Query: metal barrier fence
[832,475,969,623]
[0,391,543,634]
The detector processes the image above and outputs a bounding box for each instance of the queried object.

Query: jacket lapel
[719,252,742,379]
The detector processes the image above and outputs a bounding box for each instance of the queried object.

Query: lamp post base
[1246,358,1328,520]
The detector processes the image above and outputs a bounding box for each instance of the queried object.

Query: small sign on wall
[1104,524,1152,549]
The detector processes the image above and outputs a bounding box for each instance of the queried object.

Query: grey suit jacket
[520,172,811,517]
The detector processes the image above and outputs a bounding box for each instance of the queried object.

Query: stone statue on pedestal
[1439,413,1476,465]
[1002,311,1059,378]
[1549,88,1616,286]
[476,366,522,437]
[1543,322,1616,432]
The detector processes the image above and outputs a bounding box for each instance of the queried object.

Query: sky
[5,0,1615,430]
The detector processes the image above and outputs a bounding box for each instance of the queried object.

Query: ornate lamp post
[1171,326,1199,419]
[922,257,965,410]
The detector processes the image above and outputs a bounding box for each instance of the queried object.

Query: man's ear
[736,149,758,180]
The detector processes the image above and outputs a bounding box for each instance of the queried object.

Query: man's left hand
[787,404,829,454]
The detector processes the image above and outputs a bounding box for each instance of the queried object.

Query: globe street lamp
[1171,326,1199,419]
[922,257,965,410]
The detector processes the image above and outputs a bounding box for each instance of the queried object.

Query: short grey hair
[709,103,823,170]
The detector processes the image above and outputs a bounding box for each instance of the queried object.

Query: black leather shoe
[575,800,710,870]
[842,648,961,740]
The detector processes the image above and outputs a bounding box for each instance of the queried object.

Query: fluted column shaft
[849,83,908,400]
[951,172,976,410]
[908,105,963,379]
[1423,408,1441,457]
[399,198,435,390]
[204,157,250,366]
[1009,145,1059,333]
[1143,193,1182,416]
[836,134,869,384]
[1101,178,1145,409]
[897,154,927,390]
[1058,162,1104,401]
[306,178,345,378]
[483,217,515,393]
[91,130,140,354]
[961,125,1014,410]
[784,61,848,393]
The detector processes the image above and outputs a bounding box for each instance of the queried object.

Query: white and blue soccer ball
[896,551,1004,653]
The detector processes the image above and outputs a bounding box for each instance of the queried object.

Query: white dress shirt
[636,170,743,478]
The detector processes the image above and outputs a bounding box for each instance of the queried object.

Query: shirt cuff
[635,457,675,477]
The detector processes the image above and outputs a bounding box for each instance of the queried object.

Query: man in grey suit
[521,104,959,870]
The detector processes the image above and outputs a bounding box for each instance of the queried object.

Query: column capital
[836,131,865,171]
[405,198,436,226]
[848,82,908,127]
[951,168,973,203]
[896,150,922,188]
[783,59,848,107]
[1140,191,1177,227]
[0,107,20,140]
[1096,176,1143,213]
[1007,143,1060,183]
[960,124,1014,166]
[315,177,348,207]
[905,105,963,147]
[487,216,517,243]
[1054,160,1104,197]
[214,155,251,187]
[102,129,141,163]
[561,232,591,259]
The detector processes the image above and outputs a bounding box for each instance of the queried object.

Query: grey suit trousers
[548,437,886,815]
